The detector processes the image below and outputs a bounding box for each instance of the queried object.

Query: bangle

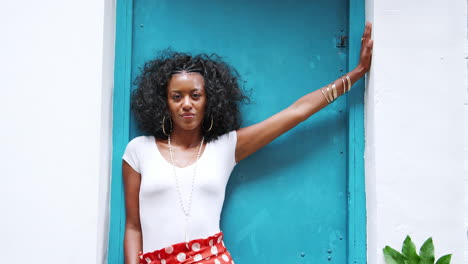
[320,88,331,104]
[331,82,337,100]
[344,73,352,92]
[326,84,334,102]
[340,76,347,94]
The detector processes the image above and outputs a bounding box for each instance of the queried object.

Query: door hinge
[336,35,348,48]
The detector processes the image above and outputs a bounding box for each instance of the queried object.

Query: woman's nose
[182,96,192,109]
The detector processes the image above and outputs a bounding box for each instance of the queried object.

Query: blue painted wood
[347,0,367,263]
[108,0,133,263]
[109,0,366,263]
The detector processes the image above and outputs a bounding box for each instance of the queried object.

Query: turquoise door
[109,1,366,263]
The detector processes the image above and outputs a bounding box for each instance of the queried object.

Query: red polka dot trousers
[139,231,235,264]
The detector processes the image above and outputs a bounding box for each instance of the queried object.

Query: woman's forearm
[347,66,366,90]
[124,226,143,264]
[327,66,366,99]
[291,66,367,122]
[299,21,372,113]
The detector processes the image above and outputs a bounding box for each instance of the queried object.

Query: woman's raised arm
[235,22,373,163]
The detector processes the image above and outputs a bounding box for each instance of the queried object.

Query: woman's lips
[181,114,194,119]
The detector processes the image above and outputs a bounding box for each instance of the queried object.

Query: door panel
[130,1,349,263]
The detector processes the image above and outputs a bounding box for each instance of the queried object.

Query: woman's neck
[169,127,204,149]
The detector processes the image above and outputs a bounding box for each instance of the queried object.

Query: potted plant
[383,235,452,264]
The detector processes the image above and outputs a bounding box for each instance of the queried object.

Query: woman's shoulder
[209,130,237,147]
[126,135,154,148]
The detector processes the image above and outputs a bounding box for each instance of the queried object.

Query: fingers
[368,39,374,54]
[358,22,374,71]
[362,22,372,41]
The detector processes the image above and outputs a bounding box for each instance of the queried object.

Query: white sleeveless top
[122,130,238,253]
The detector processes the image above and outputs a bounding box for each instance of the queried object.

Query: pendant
[184,215,189,242]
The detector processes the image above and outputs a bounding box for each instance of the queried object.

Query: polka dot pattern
[138,231,234,264]
[177,253,186,262]
[192,243,200,251]
[210,246,218,254]
[165,246,174,254]
[194,254,202,261]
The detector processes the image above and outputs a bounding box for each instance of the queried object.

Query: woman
[122,22,373,264]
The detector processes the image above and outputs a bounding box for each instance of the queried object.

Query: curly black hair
[130,50,250,142]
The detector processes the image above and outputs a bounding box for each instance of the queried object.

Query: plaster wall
[463,3,468,262]
[0,0,466,263]
[364,0,468,263]
[464,102,468,263]
[0,0,115,263]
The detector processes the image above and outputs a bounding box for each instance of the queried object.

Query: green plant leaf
[435,254,451,264]
[383,246,405,264]
[419,237,435,264]
[402,235,421,264]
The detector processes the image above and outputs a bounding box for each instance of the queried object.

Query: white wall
[464,8,468,262]
[463,3,468,261]
[0,0,114,263]
[0,0,466,263]
[364,0,467,264]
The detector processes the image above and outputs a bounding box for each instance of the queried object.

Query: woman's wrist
[319,66,368,105]
[348,66,367,84]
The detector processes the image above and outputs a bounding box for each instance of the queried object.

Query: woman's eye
[192,93,201,98]
[172,95,181,100]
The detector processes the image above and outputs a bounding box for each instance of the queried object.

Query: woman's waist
[141,224,222,253]
[139,231,230,264]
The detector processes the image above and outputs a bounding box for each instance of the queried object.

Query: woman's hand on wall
[357,22,374,73]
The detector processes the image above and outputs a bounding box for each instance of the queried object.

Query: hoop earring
[205,116,213,132]
[162,115,173,136]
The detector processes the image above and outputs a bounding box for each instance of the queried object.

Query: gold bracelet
[344,73,352,92]
[320,88,331,104]
[326,84,334,103]
[331,82,338,100]
[340,76,347,94]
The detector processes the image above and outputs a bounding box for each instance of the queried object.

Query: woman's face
[166,72,207,132]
